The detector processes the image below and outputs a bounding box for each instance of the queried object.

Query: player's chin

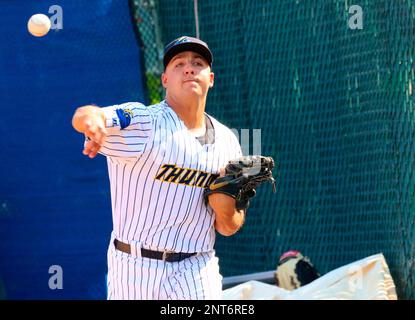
[182,84,207,96]
[182,82,199,91]
[184,79,205,88]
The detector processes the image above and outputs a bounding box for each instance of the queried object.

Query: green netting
[133,0,415,299]
[130,0,164,104]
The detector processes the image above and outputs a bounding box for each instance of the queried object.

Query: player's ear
[209,72,214,88]
[161,72,168,89]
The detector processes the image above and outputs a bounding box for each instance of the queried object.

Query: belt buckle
[162,250,174,262]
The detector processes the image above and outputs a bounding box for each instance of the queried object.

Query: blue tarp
[0,0,146,299]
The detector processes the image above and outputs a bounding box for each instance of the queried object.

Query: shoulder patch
[115,108,133,129]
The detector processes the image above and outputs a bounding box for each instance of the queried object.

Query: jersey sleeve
[93,102,153,159]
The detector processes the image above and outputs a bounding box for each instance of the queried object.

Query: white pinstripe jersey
[98,100,242,254]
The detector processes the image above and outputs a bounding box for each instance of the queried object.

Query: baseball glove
[204,155,276,210]
[275,250,320,290]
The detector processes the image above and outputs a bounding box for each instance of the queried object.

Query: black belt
[114,239,196,262]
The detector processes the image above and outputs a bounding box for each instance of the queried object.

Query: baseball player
[72,36,246,300]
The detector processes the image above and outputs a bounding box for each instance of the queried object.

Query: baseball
[27,14,51,37]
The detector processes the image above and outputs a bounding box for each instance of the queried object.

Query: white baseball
[27,14,51,37]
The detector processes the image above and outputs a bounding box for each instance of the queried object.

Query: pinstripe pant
[106,236,223,300]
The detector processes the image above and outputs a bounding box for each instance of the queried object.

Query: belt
[114,239,196,262]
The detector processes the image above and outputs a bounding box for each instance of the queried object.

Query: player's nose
[183,63,195,75]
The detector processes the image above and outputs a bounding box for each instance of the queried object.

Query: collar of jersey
[163,100,218,146]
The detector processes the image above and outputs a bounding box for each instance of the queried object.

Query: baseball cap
[163,36,213,69]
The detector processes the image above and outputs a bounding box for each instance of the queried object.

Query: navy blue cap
[163,36,213,69]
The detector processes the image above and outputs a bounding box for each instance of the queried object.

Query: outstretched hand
[81,117,107,158]
[83,139,103,158]
[83,117,107,146]
[72,106,107,158]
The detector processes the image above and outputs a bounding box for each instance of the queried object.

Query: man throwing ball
[72,36,275,300]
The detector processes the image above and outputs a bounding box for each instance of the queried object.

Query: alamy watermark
[48,265,63,290]
[231,129,262,156]
[348,5,363,29]
[49,5,63,30]
[148,127,265,175]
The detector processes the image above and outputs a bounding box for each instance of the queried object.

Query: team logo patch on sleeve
[115,108,133,129]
